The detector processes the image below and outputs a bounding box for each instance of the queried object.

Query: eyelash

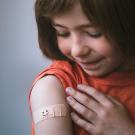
[56,31,102,38]
[56,32,70,37]
[86,31,102,38]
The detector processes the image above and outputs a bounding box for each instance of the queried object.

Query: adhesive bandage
[33,104,69,124]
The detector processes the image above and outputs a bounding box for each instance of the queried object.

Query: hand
[66,84,135,135]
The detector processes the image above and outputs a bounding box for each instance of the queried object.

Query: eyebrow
[52,22,92,29]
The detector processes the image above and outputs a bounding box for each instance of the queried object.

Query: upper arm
[30,75,73,135]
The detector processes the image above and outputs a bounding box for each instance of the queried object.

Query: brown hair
[35,0,135,63]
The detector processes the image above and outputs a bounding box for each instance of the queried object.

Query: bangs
[41,0,75,18]
[35,0,135,62]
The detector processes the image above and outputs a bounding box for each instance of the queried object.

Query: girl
[29,0,135,135]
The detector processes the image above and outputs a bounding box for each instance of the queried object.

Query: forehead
[52,2,91,28]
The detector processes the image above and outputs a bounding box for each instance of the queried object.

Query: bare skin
[66,84,135,135]
[32,1,135,135]
[52,2,135,134]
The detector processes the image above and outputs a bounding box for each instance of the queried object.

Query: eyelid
[86,31,102,38]
[84,28,102,37]
[53,27,68,34]
[53,25,67,32]
[86,30,101,35]
[54,26,102,38]
[56,30,70,37]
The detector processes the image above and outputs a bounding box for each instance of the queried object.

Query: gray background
[0,0,51,134]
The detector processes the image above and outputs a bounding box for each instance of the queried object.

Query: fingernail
[66,87,73,93]
[67,96,73,102]
[77,84,82,89]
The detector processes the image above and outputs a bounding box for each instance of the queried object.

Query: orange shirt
[29,60,135,135]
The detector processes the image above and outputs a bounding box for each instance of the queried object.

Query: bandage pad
[33,104,69,124]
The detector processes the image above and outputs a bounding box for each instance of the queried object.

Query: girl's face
[52,2,124,77]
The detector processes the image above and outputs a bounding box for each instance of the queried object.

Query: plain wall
[0,0,51,134]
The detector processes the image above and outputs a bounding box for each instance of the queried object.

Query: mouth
[78,58,103,70]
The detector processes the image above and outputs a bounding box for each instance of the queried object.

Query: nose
[71,34,90,58]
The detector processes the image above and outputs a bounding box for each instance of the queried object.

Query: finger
[66,87,101,112]
[71,112,95,134]
[67,96,97,123]
[108,96,122,106]
[77,84,110,106]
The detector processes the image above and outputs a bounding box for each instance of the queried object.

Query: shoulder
[49,60,75,71]
[38,60,77,80]
[33,60,81,89]
[30,75,74,135]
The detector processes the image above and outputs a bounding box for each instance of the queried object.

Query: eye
[85,31,102,38]
[84,28,102,38]
[52,26,70,38]
[56,31,70,37]
[54,29,70,38]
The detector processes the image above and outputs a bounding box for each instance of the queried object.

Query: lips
[78,58,103,70]
[79,58,102,65]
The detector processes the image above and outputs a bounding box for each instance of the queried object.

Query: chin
[83,68,111,77]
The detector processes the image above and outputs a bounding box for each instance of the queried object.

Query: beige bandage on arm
[33,104,69,124]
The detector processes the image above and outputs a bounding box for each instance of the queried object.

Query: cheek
[57,38,70,55]
[94,38,123,63]
[97,45,112,57]
[93,38,114,57]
